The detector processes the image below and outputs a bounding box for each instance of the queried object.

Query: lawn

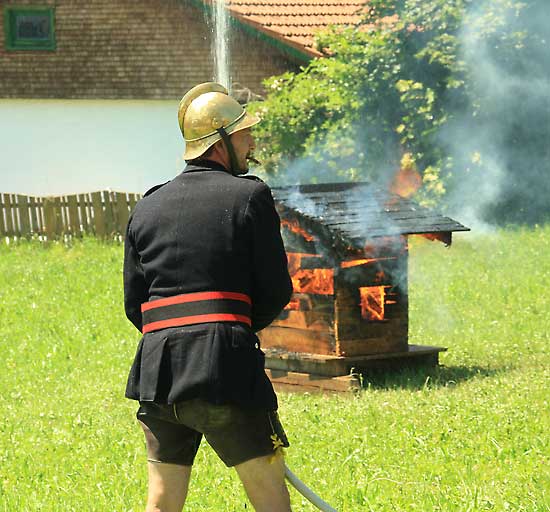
[0,227,548,511]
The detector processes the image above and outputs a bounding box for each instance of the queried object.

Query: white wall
[0,99,185,196]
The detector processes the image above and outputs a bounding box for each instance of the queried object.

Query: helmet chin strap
[216,127,240,175]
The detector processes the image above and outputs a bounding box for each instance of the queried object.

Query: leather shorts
[137,399,289,467]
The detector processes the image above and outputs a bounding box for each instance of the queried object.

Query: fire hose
[284,465,338,512]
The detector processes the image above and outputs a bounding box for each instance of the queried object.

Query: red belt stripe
[141,291,252,334]
[141,291,251,312]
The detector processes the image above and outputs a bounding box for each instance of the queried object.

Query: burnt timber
[257,181,469,392]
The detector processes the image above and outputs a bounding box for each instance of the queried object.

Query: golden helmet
[178,82,260,161]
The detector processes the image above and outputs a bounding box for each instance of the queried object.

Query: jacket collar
[182,159,231,174]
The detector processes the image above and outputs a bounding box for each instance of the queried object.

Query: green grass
[0,228,549,511]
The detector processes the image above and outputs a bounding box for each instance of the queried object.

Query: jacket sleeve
[123,215,148,332]
[245,184,293,331]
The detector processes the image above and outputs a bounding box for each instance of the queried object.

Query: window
[4,6,56,51]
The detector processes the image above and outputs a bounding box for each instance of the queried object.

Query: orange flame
[389,153,422,198]
[292,268,334,295]
[281,219,315,241]
[340,258,378,269]
[285,297,301,310]
[286,252,334,295]
[340,256,396,269]
[359,286,390,321]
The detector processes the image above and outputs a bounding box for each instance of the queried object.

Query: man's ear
[209,139,231,169]
[209,139,226,159]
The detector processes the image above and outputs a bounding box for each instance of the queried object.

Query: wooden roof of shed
[272,181,469,252]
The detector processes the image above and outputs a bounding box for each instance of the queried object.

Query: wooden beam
[3,194,16,237]
[336,336,408,357]
[264,345,447,389]
[29,196,43,235]
[258,326,337,355]
[91,192,106,239]
[128,193,140,213]
[67,195,80,236]
[17,195,31,238]
[43,198,57,240]
[115,192,130,233]
[78,194,91,234]
[103,191,115,237]
[0,194,6,237]
[271,310,334,332]
[266,370,361,393]
[53,197,63,237]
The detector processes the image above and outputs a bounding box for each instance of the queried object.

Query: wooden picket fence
[0,191,143,241]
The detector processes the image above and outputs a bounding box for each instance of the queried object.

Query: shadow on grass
[358,364,505,390]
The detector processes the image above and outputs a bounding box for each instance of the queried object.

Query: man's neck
[207,148,231,171]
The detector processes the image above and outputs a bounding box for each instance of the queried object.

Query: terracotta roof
[223,1,371,58]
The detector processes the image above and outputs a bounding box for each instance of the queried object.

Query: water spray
[284,465,338,512]
[212,0,230,90]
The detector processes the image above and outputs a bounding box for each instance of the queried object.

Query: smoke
[278,179,409,292]
[443,0,550,229]
[256,0,550,231]
[256,129,369,188]
[284,186,326,218]
[256,133,409,290]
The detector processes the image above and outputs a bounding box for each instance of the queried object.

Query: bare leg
[235,452,292,512]
[145,461,192,512]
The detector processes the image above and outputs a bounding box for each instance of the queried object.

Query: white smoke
[444,0,550,229]
[257,0,550,231]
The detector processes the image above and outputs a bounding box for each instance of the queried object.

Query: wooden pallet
[266,369,362,393]
[265,344,447,392]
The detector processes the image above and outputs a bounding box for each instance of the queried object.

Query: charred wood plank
[336,335,408,357]
[271,310,334,332]
[258,326,337,355]
[284,293,334,313]
[266,370,361,392]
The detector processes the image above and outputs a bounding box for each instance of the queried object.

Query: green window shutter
[4,6,56,51]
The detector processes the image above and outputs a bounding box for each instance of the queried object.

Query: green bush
[250,0,550,223]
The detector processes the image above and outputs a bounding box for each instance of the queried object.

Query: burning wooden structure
[259,182,469,391]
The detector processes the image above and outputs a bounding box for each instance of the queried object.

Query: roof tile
[219,0,371,57]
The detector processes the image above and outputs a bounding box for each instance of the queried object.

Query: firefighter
[123,82,294,512]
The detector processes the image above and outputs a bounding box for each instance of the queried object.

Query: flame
[285,297,301,310]
[340,256,396,269]
[292,268,334,295]
[286,252,334,295]
[281,218,315,241]
[389,153,422,198]
[340,258,378,268]
[359,286,390,321]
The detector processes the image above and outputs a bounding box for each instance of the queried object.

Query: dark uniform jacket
[123,160,293,410]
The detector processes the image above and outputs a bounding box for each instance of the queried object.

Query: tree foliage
[249,0,550,223]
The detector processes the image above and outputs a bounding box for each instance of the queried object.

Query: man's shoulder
[239,174,265,184]
[130,181,171,223]
[234,175,272,197]
[143,181,170,197]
